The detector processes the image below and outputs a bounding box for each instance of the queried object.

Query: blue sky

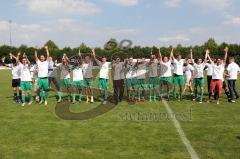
[0,0,240,48]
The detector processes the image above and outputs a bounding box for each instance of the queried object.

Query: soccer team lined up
[3,46,240,106]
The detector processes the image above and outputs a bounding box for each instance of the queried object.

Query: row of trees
[0,38,240,63]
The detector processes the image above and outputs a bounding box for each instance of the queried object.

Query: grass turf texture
[0,69,240,159]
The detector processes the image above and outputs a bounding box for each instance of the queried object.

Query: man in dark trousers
[112,56,125,105]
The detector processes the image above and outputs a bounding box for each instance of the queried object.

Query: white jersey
[19,63,32,82]
[205,63,213,76]
[96,60,111,79]
[82,62,93,78]
[37,60,49,78]
[173,59,185,75]
[126,62,137,79]
[193,63,206,78]
[59,64,70,79]
[137,62,147,79]
[227,62,240,80]
[211,62,225,81]
[160,61,172,77]
[72,65,83,81]
[184,64,194,79]
[7,64,21,79]
[48,61,57,78]
[148,61,159,77]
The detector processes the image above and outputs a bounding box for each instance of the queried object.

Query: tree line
[0,38,240,64]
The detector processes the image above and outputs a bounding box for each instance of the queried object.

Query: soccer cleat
[217,101,220,105]
[90,97,94,103]
[39,100,44,105]
[44,101,48,106]
[21,103,25,107]
[28,101,33,105]
[86,98,89,103]
[102,100,107,105]
[199,101,203,104]
[57,99,62,103]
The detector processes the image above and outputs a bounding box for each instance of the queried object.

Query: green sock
[40,91,44,101]
[72,94,76,102]
[104,90,108,100]
[45,91,49,101]
[200,89,203,101]
[194,88,198,99]
[22,94,26,103]
[173,87,177,98]
[29,94,33,102]
[179,90,182,99]
[58,92,62,100]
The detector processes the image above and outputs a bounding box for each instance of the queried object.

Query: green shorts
[84,78,93,88]
[194,78,204,87]
[149,77,158,88]
[60,78,72,88]
[160,77,172,85]
[136,79,146,89]
[173,74,185,87]
[20,81,32,91]
[38,78,49,91]
[72,80,84,89]
[127,78,137,89]
[98,78,108,89]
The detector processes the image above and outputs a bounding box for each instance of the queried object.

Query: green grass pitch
[0,69,240,159]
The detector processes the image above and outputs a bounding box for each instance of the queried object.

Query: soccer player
[170,48,185,101]
[112,56,125,105]
[190,49,208,103]
[148,55,159,102]
[19,54,33,106]
[35,46,50,105]
[82,51,94,103]
[71,49,84,104]
[92,49,111,104]
[125,56,137,102]
[207,47,228,105]
[58,53,71,103]
[136,58,147,102]
[205,59,214,94]
[2,53,22,103]
[159,48,172,101]
[183,59,194,96]
[30,60,39,102]
[226,57,240,102]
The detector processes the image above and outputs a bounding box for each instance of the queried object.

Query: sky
[0,0,240,48]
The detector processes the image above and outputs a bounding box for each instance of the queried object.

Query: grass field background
[0,69,240,159]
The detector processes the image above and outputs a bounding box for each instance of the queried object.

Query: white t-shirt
[19,63,32,82]
[7,64,21,79]
[112,62,125,80]
[59,64,70,79]
[160,61,172,77]
[184,64,194,79]
[193,63,206,78]
[211,62,225,81]
[37,60,49,78]
[227,62,240,80]
[173,59,185,75]
[137,62,147,79]
[82,62,93,78]
[96,60,111,79]
[72,65,84,81]
[126,62,137,79]
[48,61,57,78]
[205,63,213,76]
[148,61,159,77]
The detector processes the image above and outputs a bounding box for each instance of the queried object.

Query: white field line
[162,100,200,159]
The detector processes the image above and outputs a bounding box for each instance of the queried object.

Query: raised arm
[223,47,228,64]
[91,48,100,65]
[158,48,162,62]
[206,49,213,63]
[170,48,175,61]
[203,49,208,63]
[35,50,39,61]
[190,49,194,63]
[23,53,30,65]
[78,48,83,64]
[45,46,50,61]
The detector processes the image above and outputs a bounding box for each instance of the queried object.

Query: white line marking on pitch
[162,100,200,159]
